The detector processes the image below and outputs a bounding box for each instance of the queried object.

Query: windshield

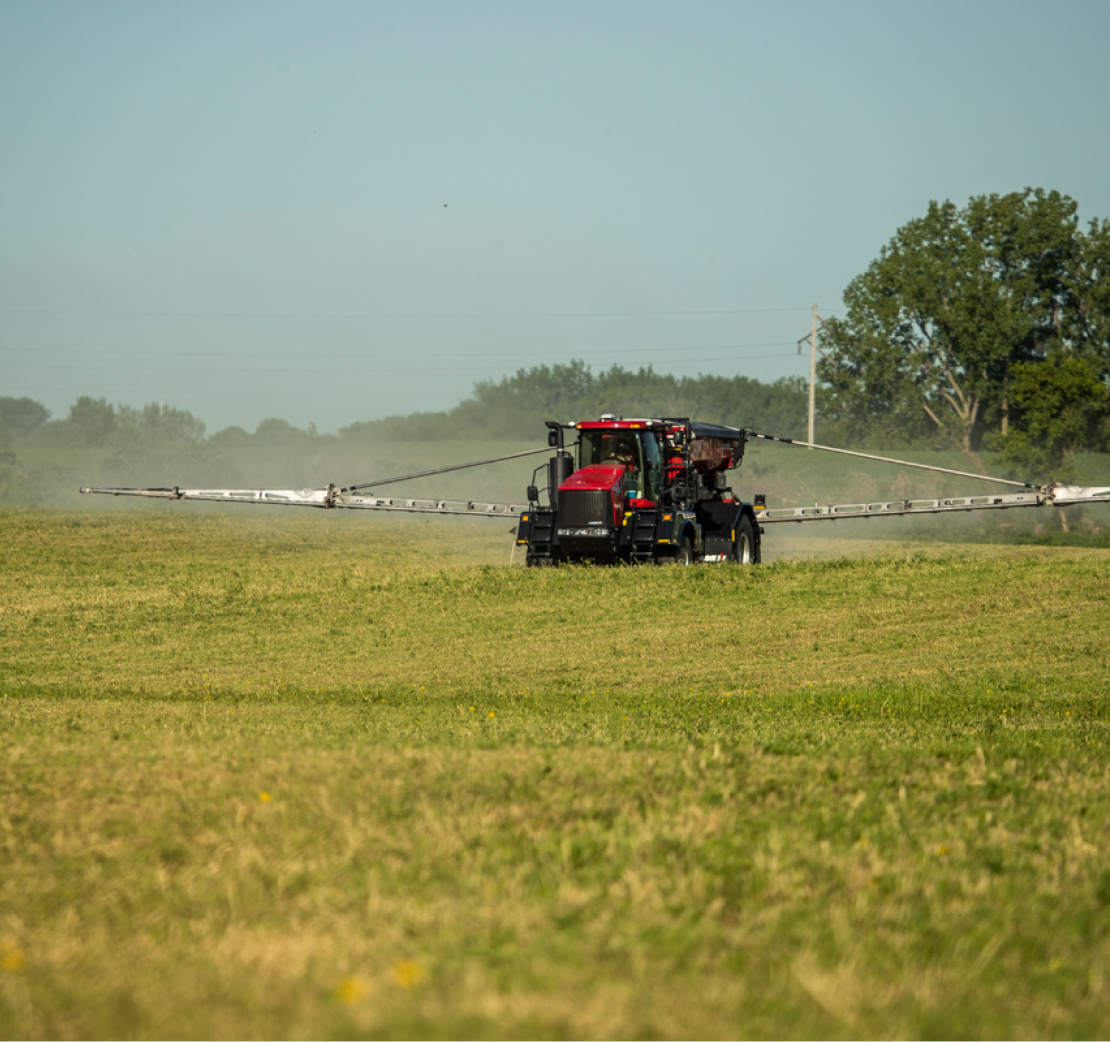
[578,430,663,501]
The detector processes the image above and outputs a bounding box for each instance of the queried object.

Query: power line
[6,348,810,392]
[0,340,797,362]
[0,305,813,320]
[0,386,468,399]
[3,351,802,376]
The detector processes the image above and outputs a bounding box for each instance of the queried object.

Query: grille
[558,489,610,527]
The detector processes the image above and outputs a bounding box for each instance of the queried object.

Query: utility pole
[796,304,829,446]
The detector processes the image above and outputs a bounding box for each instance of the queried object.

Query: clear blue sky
[3,0,1108,434]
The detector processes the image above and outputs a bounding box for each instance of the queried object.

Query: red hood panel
[559,464,625,494]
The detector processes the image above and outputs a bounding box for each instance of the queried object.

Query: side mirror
[527,485,539,502]
[548,429,558,447]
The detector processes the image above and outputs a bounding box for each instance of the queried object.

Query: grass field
[2,507,1109,1039]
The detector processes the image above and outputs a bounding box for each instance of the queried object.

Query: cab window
[579,431,641,471]
[641,432,663,502]
[578,430,663,502]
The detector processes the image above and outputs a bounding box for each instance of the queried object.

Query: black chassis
[517,500,761,566]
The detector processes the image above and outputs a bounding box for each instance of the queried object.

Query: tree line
[342,364,808,441]
[1,366,807,452]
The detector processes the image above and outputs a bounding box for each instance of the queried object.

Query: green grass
[2,508,1110,1039]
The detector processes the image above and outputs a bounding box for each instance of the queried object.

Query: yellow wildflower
[393,959,425,989]
[335,976,366,1005]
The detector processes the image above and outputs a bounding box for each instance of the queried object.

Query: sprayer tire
[734,515,758,565]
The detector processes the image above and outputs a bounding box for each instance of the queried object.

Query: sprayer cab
[574,422,665,504]
[572,419,747,502]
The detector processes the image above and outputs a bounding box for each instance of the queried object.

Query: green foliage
[470,358,597,431]
[116,402,207,444]
[253,417,311,444]
[2,511,1110,1038]
[986,357,1108,480]
[35,397,207,450]
[62,395,119,446]
[819,189,1110,451]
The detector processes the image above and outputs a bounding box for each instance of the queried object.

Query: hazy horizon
[4,0,1109,434]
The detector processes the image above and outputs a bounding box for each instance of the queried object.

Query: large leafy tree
[818,189,1110,450]
[987,357,1107,481]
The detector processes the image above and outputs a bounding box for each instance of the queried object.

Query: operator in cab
[604,435,638,469]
